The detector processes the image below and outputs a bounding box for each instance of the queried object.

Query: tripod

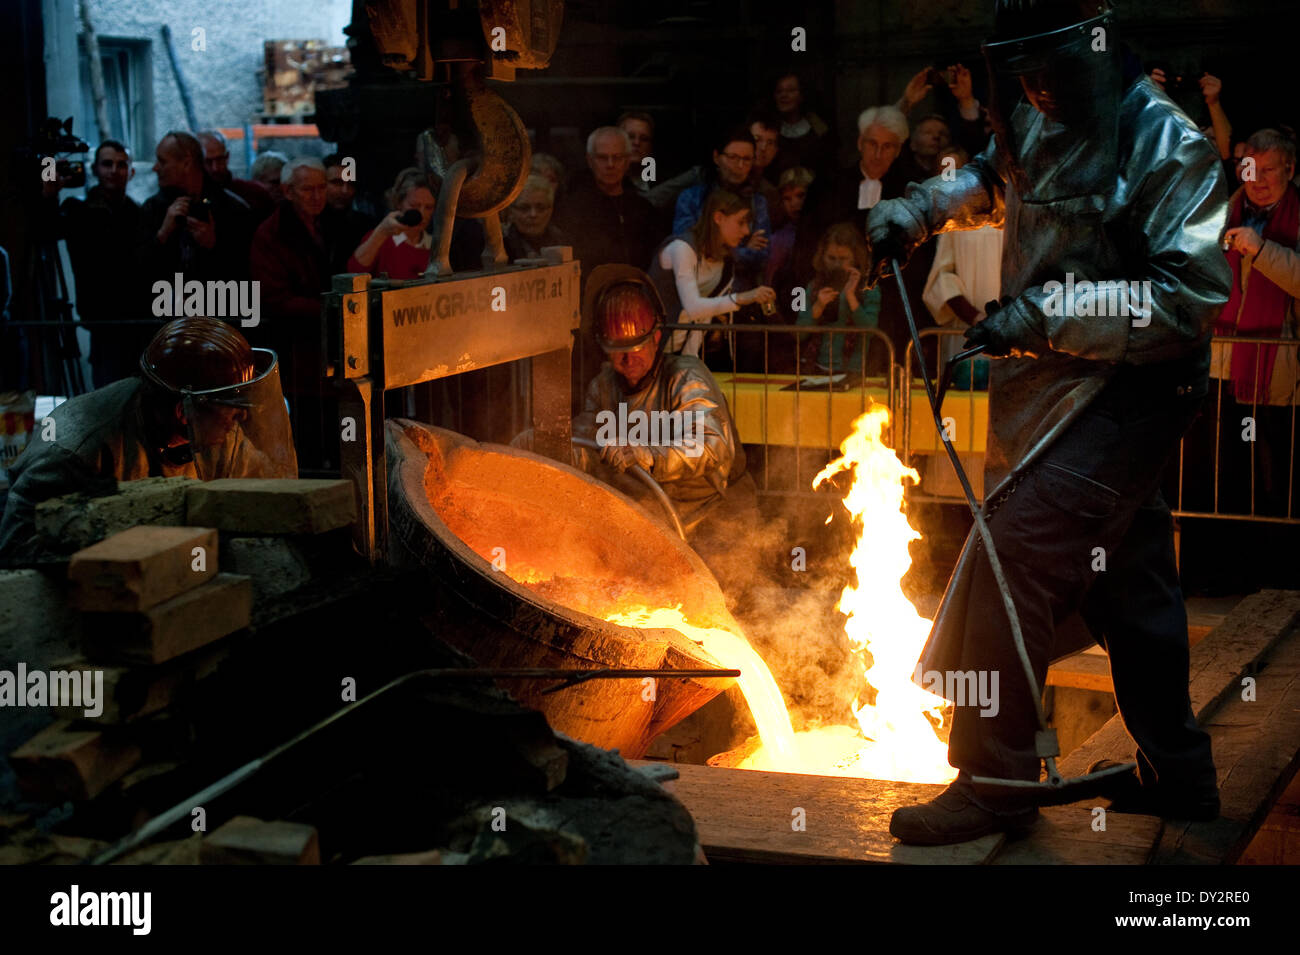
[21,231,87,398]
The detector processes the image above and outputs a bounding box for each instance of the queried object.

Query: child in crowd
[796,223,880,375]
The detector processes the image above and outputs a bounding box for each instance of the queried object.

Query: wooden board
[1186,590,1300,717]
[1059,590,1300,777]
[1046,599,1236,694]
[991,805,1163,865]
[1046,646,1113,692]
[632,761,1002,865]
[1154,626,1300,864]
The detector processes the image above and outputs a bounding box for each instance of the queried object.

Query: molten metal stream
[612,405,957,783]
[605,606,801,768]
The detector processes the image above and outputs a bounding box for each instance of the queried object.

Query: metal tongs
[936,344,988,410]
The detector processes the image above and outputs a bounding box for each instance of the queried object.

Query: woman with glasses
[670,127,772,281]
[503,174,569,261]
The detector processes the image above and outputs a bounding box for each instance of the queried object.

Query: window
[77,36,154,159]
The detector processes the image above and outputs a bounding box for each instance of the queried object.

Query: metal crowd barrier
[898,329,1298,572]
[1168,334,1299,527]
[654,320,898,496]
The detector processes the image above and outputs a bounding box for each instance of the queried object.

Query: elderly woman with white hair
[503,174,570,261]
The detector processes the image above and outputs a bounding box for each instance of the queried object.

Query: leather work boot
[1089,759,1221,821]
[890,777,1040,846]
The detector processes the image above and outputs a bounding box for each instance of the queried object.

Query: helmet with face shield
[139,317,298,480]
[982,0,1121,200]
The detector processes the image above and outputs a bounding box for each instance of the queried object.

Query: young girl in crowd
[648,189,776,360]
[796,223,880,375]
[347,168,437,279]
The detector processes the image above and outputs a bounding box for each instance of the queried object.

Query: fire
[604,605,800,768]
[609,403,956,783]
[799,404,956,782]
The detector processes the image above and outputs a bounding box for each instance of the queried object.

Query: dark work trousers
[947,360,1217,802]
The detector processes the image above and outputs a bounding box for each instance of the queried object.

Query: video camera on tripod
[21,116,90,191]
[12,116,93,397]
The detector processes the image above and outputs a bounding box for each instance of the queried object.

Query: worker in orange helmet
[0,317,297,558]
[570,265,759,591]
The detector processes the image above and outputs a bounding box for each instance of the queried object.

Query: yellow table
[712,372,988,455]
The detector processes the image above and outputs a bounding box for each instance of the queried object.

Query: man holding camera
[42,140,145,387]
[137,131,255,298]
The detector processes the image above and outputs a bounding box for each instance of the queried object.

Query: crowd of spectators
[33,61,1300,516]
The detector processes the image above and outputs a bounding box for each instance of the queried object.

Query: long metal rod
[89,664,738,865]
[570,436,687,540]
[891,258,1069,787]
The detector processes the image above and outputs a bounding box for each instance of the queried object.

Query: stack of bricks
[8,525,250,805]
[7,479,357,819]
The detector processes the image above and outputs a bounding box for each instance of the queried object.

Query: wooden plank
[1046,595,1233,694]
[1059,590,1300,777]
[1153,630,1300,864]
[633,761,1002,864]
[991,805,1162,865]
[1046,648,1112,692]
[1187,590,1300,716]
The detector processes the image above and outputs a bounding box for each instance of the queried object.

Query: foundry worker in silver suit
[571,265,754,543]
[0,317,297,559]
[870,0,1232,845]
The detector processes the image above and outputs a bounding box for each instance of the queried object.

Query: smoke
[692,463,875,734]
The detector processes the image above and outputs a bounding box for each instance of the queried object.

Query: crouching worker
[571,266,759,589]
[0,317,297,559]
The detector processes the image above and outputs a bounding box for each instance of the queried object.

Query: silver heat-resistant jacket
[573,354,744,533]
[890,77,1231,673]
[0,379,277,557]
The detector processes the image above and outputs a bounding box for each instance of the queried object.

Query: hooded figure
[867,0,1232,844]
[0,318,296,558]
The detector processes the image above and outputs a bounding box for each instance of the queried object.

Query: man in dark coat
[46,140,146,386]
[553,127,659,280]
[137,131,256,297]
[249,158,334,471]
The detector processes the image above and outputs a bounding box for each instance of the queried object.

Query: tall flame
[803,404,955,781]
[609,403,956,783]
